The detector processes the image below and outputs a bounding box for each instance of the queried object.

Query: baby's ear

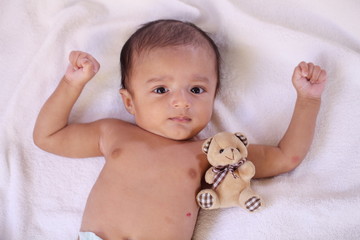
[119,89,135,115]
[234,132,248,147]
[202,137,213,154]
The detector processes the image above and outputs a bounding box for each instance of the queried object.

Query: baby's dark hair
[120,19,221,91]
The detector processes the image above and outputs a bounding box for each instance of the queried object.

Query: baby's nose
[172,91,191,109]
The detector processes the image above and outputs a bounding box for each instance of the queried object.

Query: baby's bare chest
[100,147,203,198]
[81,140,207,240]
[106,141,204,180]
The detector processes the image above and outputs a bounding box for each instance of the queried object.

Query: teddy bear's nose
[228,148,235,159]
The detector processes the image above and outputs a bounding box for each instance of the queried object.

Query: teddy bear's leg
[196,189,220,210]
[238,187,262,212]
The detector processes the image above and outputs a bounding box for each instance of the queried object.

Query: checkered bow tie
[211,158,247,189]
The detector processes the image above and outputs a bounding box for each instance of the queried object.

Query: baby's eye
[190,87,205,94]
[153,87,169,94]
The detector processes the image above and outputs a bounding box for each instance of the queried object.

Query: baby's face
[120,45,217,140]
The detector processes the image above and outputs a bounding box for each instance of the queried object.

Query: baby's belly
[80,159,201,240]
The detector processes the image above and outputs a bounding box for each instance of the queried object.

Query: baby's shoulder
[95,118,138,152]
[97,118,137,134]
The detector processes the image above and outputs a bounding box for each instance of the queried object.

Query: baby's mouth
[169,116,191,123]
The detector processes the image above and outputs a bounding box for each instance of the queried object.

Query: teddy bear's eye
[219,149,224,154]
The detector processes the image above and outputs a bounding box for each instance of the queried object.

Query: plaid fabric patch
[212,159,246,189]
[235,132,248,146]
[245,196,261,212]
[197,192,214,209]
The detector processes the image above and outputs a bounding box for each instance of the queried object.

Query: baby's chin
[158,131,198,141]
[143,127,200,141]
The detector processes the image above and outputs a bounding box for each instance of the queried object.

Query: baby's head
[119,19,221,140]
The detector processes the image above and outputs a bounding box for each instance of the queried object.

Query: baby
[33,20,326,240]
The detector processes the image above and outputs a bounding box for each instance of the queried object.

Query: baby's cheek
[291,156,301,164]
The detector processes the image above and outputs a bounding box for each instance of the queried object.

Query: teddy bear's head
[202,132,248,166]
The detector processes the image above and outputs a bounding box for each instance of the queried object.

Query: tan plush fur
[197,132,262,211]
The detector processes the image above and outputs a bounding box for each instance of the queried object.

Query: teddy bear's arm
[238,161,256,180]
[204,167,215,184]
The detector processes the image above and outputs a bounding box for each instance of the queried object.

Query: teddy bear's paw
[197,192,215,209]
[245,196,261,212]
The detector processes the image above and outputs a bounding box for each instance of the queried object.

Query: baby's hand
[292,62,327,100]
[64,51,100,87]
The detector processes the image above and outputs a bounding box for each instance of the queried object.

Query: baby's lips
[170,116,191,122]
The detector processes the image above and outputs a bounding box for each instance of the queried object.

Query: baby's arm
[33,51,105,158]
[248,62,327,178]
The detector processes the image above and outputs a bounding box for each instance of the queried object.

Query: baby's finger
[70,51,99,73]
[84,54,100,73]
[306,62,315,80]
[310,65,322,83]
[298,61,308,77]
[70,51,90,70]
[69,51,81,70]
[80,58,98,76]
[292,65,303,84]
[318,69,327,83]
[79,58,91,71]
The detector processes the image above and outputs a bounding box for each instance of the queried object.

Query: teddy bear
[196,132,262,212]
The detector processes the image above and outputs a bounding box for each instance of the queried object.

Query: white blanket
[1,0,360,239]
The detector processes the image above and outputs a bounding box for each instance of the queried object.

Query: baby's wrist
[296,90,323,102]
[296,95,321,108]
[62,76,87,92]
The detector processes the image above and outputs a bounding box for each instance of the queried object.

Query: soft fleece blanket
[1,0,360,239]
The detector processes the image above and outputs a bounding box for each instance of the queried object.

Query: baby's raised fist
[65,51,100,87]
[292,62,326,99]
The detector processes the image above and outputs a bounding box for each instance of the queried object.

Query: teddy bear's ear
[202,137,213,154]
[235,132,248,147]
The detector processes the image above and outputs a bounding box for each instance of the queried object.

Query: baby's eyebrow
[145,77,169,85]
[191,75,211,84]
[145,75,211,85]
